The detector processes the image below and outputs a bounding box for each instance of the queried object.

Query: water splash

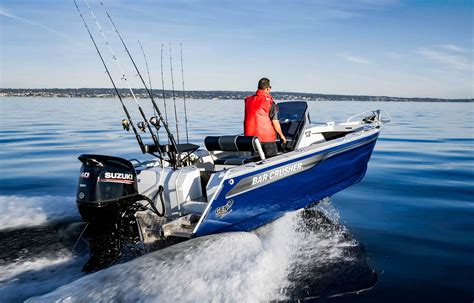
[0,252,86,303]
[282,207,376,299]
[28,200,376,302]
[0,195,79,231]
[0,219,87,302]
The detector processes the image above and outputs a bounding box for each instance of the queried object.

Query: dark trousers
[261,142,278,158]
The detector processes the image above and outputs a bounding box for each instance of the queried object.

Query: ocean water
[0,97,472,302]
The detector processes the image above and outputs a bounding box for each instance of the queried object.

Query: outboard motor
[76,154,144,271]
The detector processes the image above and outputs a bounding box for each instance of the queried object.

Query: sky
[0,0,472,98]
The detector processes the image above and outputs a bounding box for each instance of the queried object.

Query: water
[0,97,473,302]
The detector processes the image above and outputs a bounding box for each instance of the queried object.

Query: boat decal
[324,136,378,160]
[98,178,135,184]
[192,170,230,233]
[225,135,378,199]
[80,172,90,178]
[215,199,234,218]
[225,153,326,198]
[104,172,134,180]
[194,132,379,235]
[98,172,135,184]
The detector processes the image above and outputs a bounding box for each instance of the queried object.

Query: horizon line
[1,87,472,101]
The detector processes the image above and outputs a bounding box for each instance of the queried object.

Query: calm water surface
[0,97,473,302]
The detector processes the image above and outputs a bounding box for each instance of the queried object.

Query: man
[244,78,286,158]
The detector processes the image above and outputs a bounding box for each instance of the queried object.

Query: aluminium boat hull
[194,132,379,236]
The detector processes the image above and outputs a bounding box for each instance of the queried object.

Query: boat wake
[22,199,376,302]
[0,195,79,231]
[0,219,87,302]
[282,200,377,299]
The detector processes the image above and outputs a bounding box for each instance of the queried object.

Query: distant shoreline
[0,88,471,103]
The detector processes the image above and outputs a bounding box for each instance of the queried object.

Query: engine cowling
[76,154,142,271]
[76,154,139,222]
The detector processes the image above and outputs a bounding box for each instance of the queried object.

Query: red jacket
[244,89,276,142]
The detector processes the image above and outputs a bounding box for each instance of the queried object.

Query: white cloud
[339,54,370,64]
[417,47,472,71]
[440,44,468,53]
[0,5,74,43]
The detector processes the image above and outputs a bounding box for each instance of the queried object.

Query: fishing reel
[137,121,148,132]
[122,119,130,131]
[149,116,161,130]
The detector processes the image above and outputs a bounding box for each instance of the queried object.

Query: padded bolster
[219,136,239,151]
[205,135,257,152]
[235,136,256,151]
[204,136,220,151]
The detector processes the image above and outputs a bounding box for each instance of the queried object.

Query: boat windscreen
[278,101,308,122]
[277,101,308,151]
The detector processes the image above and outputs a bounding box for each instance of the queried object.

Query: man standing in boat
[244,78,286,157]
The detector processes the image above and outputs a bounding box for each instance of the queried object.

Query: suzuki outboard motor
[76,154,144,271]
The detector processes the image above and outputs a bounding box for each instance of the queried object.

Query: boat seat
[204,135,265,165]
[212,155,261,165]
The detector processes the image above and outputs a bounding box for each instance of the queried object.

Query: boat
[71,0,389,271]
[76,102,389,270]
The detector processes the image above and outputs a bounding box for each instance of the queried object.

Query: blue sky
[0,0,472,98]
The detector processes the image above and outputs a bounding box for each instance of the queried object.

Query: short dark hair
[258,78,270,90]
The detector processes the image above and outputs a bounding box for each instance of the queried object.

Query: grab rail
[346,110,391,124]
[346,110,376,124]
[341,110,391,142]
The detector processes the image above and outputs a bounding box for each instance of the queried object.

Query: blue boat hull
[194,133,379,236]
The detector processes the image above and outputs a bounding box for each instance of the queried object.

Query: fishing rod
[72,0,146,153]
[99,1,180,166]
[138,39,164,164]
[83,0,162,156]
[160,44,169,125]
[180,43,189,143]
[169,43,180,144]
[138,40,153,95]
[138,40,157,119]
